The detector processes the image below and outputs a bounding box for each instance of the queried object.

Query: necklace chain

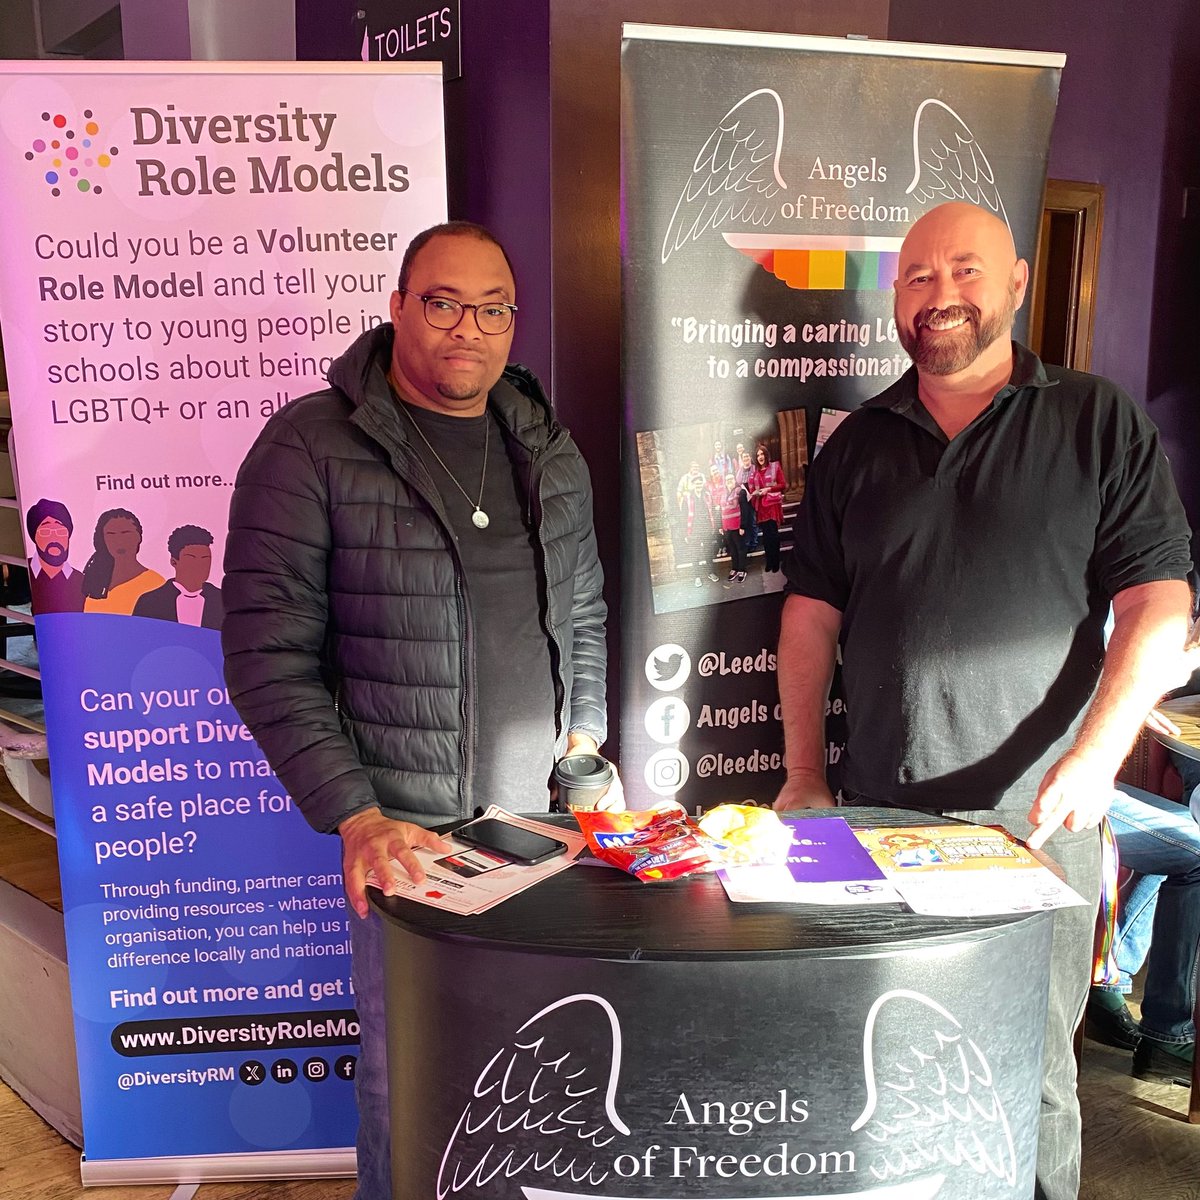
[402,402,491,530]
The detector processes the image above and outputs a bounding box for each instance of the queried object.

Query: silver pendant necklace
[403,404,490,529]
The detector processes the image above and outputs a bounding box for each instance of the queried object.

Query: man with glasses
[222,221,615,1200]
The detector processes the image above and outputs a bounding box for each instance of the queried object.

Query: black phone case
[457,819,567,865]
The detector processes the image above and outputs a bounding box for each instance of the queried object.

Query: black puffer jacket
[221,325,607,833]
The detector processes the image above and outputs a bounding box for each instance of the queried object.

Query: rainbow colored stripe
[722,233,903,292]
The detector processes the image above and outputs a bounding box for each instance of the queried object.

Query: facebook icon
[644,696,690,745]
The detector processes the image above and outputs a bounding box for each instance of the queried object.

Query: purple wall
[119,0,192,58]
[888,0,1200,533]
[444,0,552,382]
[292,1,553,379]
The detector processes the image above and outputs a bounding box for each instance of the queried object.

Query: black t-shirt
[402,403,558,811]
[784,343,1193,811]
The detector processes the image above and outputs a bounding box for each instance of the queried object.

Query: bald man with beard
[775,202,1192,1200]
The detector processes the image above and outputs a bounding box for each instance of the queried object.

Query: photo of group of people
[635,409,809,614]
[26,498,224,630]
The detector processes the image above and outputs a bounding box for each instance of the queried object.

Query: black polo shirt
[784,343,1192,811]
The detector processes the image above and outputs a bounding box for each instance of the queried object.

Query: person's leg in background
[349,910,391,1200]
[1086,863,1162,1049]
[1174,747,1200,826]
[1100,785,1200,1082]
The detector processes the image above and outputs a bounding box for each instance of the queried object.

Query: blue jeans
[349,910,390,1200]
[1099,784,1200,1045]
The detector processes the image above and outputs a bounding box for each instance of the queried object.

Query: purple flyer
[782,817,890,884]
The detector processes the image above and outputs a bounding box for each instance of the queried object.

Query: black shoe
[1132,1035,1195,1085]
[1085,991,1140,1050]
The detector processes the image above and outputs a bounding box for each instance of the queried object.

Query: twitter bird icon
[644,643,690,690]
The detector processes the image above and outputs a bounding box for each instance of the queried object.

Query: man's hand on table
[773,768,837,811]
[338,808,453,918]
[561,732,626,811]
[1026,750,1115,850]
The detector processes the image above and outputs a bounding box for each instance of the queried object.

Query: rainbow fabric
[1092,816,1121,986]
[723,232,903,292]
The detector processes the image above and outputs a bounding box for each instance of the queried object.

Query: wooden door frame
[1028,179,1105,371]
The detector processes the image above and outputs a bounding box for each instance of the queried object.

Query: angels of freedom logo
[24,108,118,196]
[660,91,1009,294]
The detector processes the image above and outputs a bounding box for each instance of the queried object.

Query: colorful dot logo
[24,108,118,197]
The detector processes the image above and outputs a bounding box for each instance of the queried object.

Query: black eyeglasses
[399,288,518,335]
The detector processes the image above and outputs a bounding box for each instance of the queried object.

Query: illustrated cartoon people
[25,497,84,614]
[81,508,165,615]
[748,443,787,573]
[878,832,933,852]
[133,524,224,629]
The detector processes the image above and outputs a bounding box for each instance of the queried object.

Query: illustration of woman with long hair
[82,508,165,615]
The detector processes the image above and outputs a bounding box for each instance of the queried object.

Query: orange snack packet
[573,802,716,882]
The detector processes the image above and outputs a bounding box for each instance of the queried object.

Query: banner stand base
[80,1147,356,1186]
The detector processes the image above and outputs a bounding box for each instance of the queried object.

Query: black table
[372,808,1052,1199]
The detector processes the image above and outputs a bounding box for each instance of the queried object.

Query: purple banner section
[44,614,356,1158]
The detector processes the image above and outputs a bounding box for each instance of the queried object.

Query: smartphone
[457,818,567,865]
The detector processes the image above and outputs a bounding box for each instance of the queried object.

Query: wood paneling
[0,1080,354,1200]
[0,787,60,911]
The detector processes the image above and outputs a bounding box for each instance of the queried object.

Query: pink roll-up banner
[0,61,445,1185]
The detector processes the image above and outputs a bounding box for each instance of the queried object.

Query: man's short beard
[898,285,1016,376]
[436,381,483,402]
[37,541,68,566]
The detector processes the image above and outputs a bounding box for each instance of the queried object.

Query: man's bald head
[900,202,1019,273]
[893,202,1029,378]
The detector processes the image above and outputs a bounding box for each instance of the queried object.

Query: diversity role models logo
[25,108,118,196]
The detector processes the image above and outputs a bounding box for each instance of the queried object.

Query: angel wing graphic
[905,99,1009,227]
[851,988,1016,1187]
[661,88,788,264]
[437,993,630,1198]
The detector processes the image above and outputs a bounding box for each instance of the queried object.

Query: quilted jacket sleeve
[565,447,608,748]
[221,405,379,835]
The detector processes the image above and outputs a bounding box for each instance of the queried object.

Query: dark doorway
[1028,180,1104,371]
